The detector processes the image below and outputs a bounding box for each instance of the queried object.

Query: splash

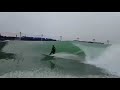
[85,44,120,76]
[51,52,81,61]
[73,41,120,77]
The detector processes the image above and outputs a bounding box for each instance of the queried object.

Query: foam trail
[51,52,81,61]
[0,70,114,78]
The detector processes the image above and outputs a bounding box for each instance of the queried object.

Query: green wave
[0,41,112,77]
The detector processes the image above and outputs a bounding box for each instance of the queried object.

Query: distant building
[0,32,56,41]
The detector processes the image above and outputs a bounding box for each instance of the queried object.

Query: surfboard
[41,53,55,61]
[42,54,54,57]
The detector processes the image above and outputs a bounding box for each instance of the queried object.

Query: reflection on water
[0,42,15,60]
[0,52,15,60]
[41,55,56,70]
[49,61,55,70]
[40,54,108,76]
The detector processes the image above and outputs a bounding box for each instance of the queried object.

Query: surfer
[49,45,56,55]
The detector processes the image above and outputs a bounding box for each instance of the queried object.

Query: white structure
[60,36,62,41]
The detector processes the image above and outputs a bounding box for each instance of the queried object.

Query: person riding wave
[49,45,56,55]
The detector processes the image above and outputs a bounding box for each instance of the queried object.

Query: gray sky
[0,12,120,43]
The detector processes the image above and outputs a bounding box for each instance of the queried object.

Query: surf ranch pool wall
[0,35,16,41]
[21,37,56,41]
[0,35,56,41]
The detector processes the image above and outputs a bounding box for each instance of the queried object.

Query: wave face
[0,41,118,78]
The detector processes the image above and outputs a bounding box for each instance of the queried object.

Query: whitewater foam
[0,69,115,78]
[84,44,120,77]
[51,52,81,61]
[0,69,78,78]
[73,42,120,76]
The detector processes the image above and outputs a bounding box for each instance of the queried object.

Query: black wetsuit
[49,46,56,55]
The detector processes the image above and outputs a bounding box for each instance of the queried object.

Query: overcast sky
[0,12,120,43]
